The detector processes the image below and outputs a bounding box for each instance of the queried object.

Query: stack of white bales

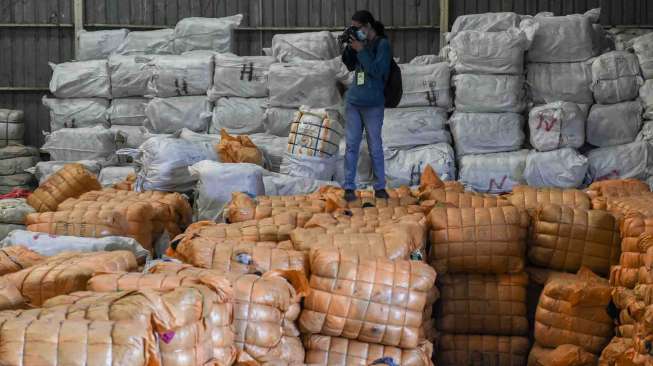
[447,12,529,194]
[634,33,653,187]
[586,50,647,183]
[0,109,39,193]
[524,10,602,187]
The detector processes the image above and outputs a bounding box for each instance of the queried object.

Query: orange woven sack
[437,273,528,336]
[529,204,621,276]
[528,344,597,366]
[610,265,653,289]
[300,249,436,349]
[27,163,101,212]
[321,189,418,210]
[0,246,45,276]
[437,334,530,366]
[216,129,263,165]
[420,189,511,209]
[428,206,529,274]
[226,191,324,223]
[304,335,434,366]
[598,337,633,365]
[0,278,24,311]
[179,213,298,243]
[508,185,591,212]
[534,268,613,354]
[588,179,650,198]
[5,251,136,306]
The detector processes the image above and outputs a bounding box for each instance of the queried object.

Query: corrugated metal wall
[0,0,651,148]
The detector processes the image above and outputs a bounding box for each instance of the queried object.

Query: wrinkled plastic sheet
[450,12,520,34]
[49,60,111,99]
[586,141,651,182]
[115,28,174,55]
[106,98,149,126]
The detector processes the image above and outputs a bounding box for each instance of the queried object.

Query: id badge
[356,71,365,86]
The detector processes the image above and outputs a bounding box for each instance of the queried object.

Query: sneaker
[344,189,357,202]
[375,189,389,199]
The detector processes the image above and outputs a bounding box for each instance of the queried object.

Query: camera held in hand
[338,25,367,46]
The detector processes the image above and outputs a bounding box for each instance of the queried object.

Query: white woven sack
[383,107,450,149]
[108,55,156,98]
[524,148,588,188]
[49,60,111,99]
[0,109,24,147]
[384,144,456,187]
[30,160,102,185]
[210,97,266,135]
[271,31,339,62]
[640,80,653,120]
[633,33,653,79]
[42,96,109,131]
[268,63,341,108]
[453,74,526,113]
[527,60,594,104]
[98,166,136,187]
[264,107,298,137]
[591,51,643,104]
[524,10,597,63]
[110,125,150,149]
[449,112,524,156]
[528,102,586,152]
[115,29,174,55]
[586,141,651,182]
[173,15,243,54]
[280,152,338,181]
[209,54,276,99]
[42,126,123,162]
[106,98,149,127]
[263,172,337,196]
[587,101,643,147]
[78,29,129,60]
[145,54,214,97]
[398,63,452,109]
[448,28,531,75]
[450,12,520,34]
[459,150,529,193]
[144,96,211,134]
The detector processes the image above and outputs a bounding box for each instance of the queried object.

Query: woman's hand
[350,36,364,52]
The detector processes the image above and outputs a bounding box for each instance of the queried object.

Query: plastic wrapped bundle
[249,133,287,172]
[587,101,643,147]
[534,269,613,354]
[0,278,25,310]
[0,145,39,193]
[398,63,452,108]
[268,62,341,108]
[0,198,34,226]
[173,15,243,53]
[586,141,651,182]
[304,335,434,366]
[428,206,529,274]
[0,246,44,276]
[145,54,214,97]
[77,29,129,60]
[384,144,456,187]
[453,74,526,113]
[271,31,339,62]
[42,97,108,131]
[210,97,266,135]
[29,159,96,184]
[527,61,594,105]
[528,102,587,152]
[507,186,591,212]
[633,33,653,79]
[263,173,336,196]
[5,251,137,306]
[300,249,436,348]
[448,28,530,75]
[450,12,520,34]
[449,112,524,156]
[591,51,643,104]
[209,54,276,99]
[48,60,111,99]
[458,150,529,194]
[264,107,297,137]
[437,273,528,335]
[115,29,174,55]
[382,107,450,149]
[523,148,589,188]
[42,126,123,162]
[108,55,156,97]
[641,80,653,120]
[529,204,620,276]
[225,192,324,224]
[437,334,530,366]
[27,163,101,212]
[525,10,597,63]
[409,54,443,65]
[144,96,211,133]
[106,98,148,126]
[419,189,511,209]
[180,214,299,243]
[588,179,651,200]
[0,109,24,147]
[528,344,598,366]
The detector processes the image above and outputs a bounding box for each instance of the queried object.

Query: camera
[337,25,366,46]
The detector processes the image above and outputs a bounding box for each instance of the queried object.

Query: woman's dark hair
[352,10,386,38]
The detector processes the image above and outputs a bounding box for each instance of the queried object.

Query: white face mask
[355,29,367,41]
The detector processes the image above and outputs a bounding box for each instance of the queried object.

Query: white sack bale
[633,33,653,79]
[106,98,149,127]
[264,107,297,137]
[524,148,588,188]
[49,60,111,99]
[108,55,155,98]
[263,172,337,196]
[383,107,450,149]
[145,54,214,97]
[527,60,594,104]
[144,96,211,134]
[587,101,643,147]
[0,230,150,263]
[459,149,529,193]
[98,166,136,187]
[638,121,653,141]
[0,109,24,147]
[30,160,102,184]
[173,15,243,54]
[42,96,109,131]
[271,31,339,62]
[334,139,374,188]
[115,29,175,55]
[0,225,24,240]
[450,12,520,34]
[268,63,341,108]
[398,63,452,109]
[210,97,266,135]
[249,133,287,173]
[610,28,652,51]
[448,28,530,75]
[529,102,586,152]
[586,141,651,181]
[409,55,444,65]
[449,112,525,156]
[0,146,39,193]
[189,160,264,221]
[0,199,34,225]
[384,144,456,187]
[453,74,526,113]
[110,125,150,149]
[525,10,597,63]
[208,54,275,99]
[42,126,123,162]
[640,79,653,120]
[78,29,129,60]
[280,153,338,181]
[591,51,643,104]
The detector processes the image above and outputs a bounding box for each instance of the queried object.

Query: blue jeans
[344,102,386,190]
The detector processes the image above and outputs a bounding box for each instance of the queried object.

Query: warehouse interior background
[0,0,652,147]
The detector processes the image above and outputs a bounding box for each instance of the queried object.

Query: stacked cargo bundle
[0,111,39,193]
[447,12,529,194]
[427,204,531,365]
[0,199,34,239]
[633,33,653,188]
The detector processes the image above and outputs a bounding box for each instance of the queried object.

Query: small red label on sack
[160,331,175,344]
[488,176,508,192]
[536,113,558,132]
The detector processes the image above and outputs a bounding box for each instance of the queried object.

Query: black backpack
[384,58,402,108]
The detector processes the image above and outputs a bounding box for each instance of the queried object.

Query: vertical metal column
[439,0,449,50]
[73,0,84,59]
